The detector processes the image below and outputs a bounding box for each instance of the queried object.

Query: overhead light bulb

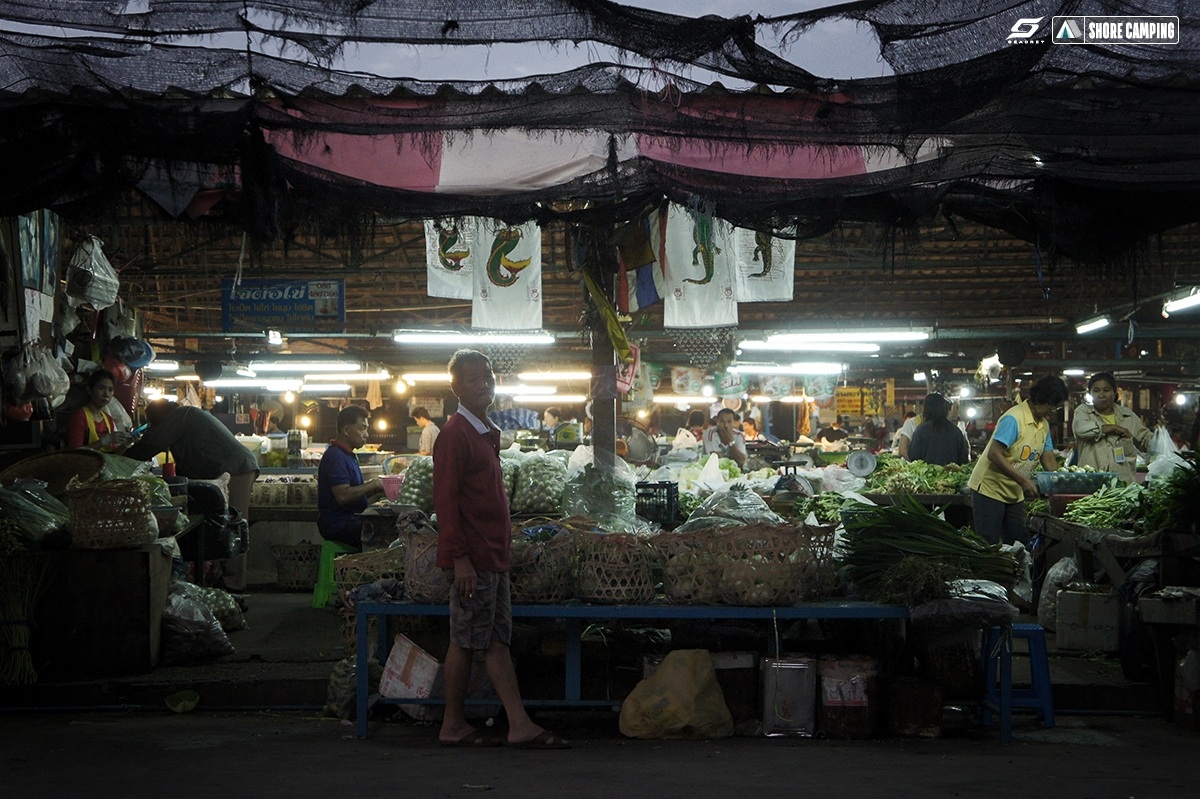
[375,418,388,431]
[959,386,971,398]
[283,391,296,403]
[1175,393,1189,406]
[913,371,926,382]
[266,329,284,346]
[299,415,313,429]
[236,365,257,378]
[966,407,979,419]
[393,379,408,394]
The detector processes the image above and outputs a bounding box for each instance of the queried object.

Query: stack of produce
[841,495,1016,600]
[394,456,434,513]
[866,456,970,495]
[1138,456,1200,534]
[1060,480,1142,529]
[511,453,568,515]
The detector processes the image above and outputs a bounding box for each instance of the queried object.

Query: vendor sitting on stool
[317,404,383,549]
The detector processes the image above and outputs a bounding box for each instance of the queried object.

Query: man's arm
[331,479,381,507]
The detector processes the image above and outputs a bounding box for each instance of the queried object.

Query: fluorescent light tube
[759,330,929,344]
[146,360,179,372]
[393,330,555,345]
[517,371,591,381]
[739,341,880,353]
[250,361,360,373]
[494,385,556,396]
[1163,291,1200,314]
[512,394,587,404]
[400,373,451,383]
[302,371,391,382]
[203,378,302,390]
[300,383,352,392]
[1075,316,1111,334]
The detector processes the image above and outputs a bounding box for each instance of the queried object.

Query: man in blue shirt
[317,405,383,548]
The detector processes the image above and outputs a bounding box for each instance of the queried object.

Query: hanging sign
[715,369,749,398]
[221,278,346,332]
[835,386,882,416]
[760,375,795,399]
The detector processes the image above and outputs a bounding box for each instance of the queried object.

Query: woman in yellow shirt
[968,375,1068,545]
[1071,372,1150,484]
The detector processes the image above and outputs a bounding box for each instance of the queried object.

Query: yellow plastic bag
[619,649,733,739]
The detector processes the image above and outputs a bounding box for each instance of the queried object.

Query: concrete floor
[1,711,1196,799]
[3,590,1194,799]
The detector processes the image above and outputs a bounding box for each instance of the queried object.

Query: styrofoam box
[1056,590,1122,652]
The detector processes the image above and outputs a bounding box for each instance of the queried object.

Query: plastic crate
[636,481,680,530]
[1034,471,1118,496]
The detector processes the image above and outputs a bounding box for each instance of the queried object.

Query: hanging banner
[760,375,796,399]
[425,219,477,300]
[670,366,705,395]
[732,226,795,302]
[471,220,542,330]
[616,344,641,394]
[221,278,345,332]
[616,208,665,313]
[715,369,749,398]
[660,203,737,329]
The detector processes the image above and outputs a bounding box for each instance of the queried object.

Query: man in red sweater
[433,349,569,750]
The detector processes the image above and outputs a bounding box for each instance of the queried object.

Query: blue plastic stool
[981,623,1055,738]
[312,539,358,609]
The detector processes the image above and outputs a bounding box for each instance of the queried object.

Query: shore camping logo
[1006,17,1044,43]
[1055,18,1083,41]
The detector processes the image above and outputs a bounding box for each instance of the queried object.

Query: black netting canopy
[0,0,1197,263]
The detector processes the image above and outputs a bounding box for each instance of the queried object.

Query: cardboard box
[1056,590,1122,652]
[31,545,173,676]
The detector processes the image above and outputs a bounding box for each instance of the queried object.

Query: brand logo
[1007,16,1044,42]
[1051,16,1180,45]
[1055,19,1083,41]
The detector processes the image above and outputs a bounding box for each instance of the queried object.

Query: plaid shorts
[448,571,512,651]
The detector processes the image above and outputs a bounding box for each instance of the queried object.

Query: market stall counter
[354,600,910,739]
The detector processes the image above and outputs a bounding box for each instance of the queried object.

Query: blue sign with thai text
[221,278,345,332]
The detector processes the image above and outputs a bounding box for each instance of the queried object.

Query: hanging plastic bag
[65,235,120,310]
[619,649,733,739]
[672,428,699,450]
[1149,425,1178,460]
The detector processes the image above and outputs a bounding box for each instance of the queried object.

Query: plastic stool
[981,623,1055,738]
[312,539,357,608]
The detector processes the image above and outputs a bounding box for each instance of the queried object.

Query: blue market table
[354,600,909,738]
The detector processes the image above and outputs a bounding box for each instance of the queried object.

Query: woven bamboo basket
[404,530,450,603]
[712,523,804,606]
[2,449,106,501]
[510,529,577,603]
[271,543,322,590]
[795,523,838,600]
[66,478,157,549]
[652,531,719,604]
[334,545,407,592]
[576,531,655,604]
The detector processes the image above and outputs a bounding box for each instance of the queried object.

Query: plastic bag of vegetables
[395,456,434,514]
[561,458,638,530]
[681,484,785,527]
[511,453,568,515]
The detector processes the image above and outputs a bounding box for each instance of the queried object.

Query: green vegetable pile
[395,456,434,514]
[842,494,1016,594]
[796,492,860,525]
[511,454,568,515]
[1060,480,1142,528]
[866,456,971,495]
[1138,455,1200,534]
